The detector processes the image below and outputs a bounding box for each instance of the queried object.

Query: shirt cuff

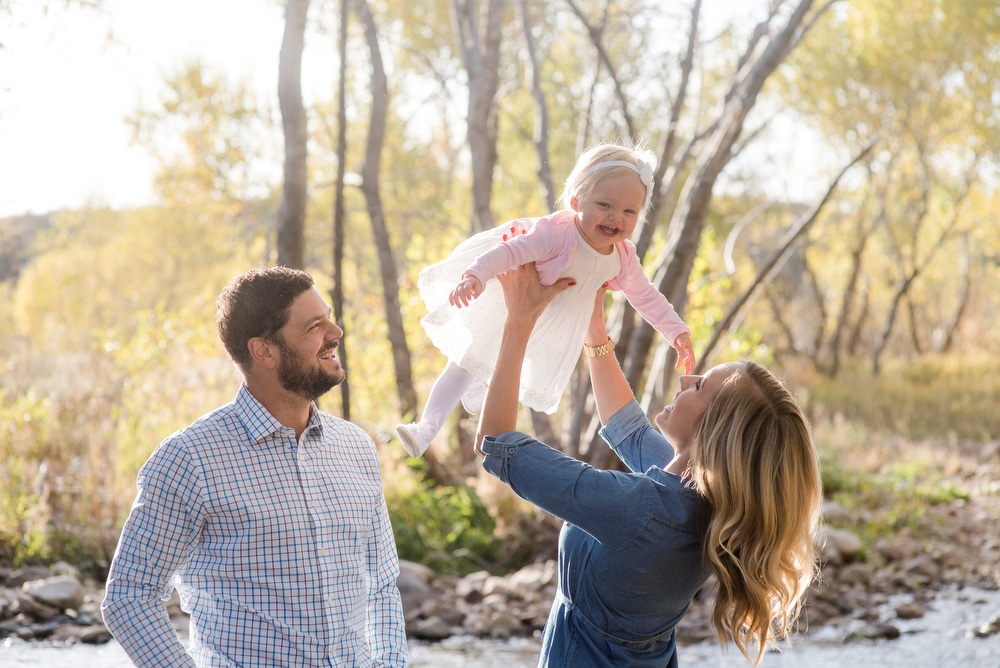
[598,399,649,449]
[481,431,534,482]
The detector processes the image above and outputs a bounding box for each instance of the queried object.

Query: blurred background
[1,0,998,592]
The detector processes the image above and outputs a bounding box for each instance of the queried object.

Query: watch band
[583,338,615,358]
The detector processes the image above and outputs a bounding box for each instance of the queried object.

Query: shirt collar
[233,384,322,445]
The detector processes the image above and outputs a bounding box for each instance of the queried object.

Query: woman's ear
[248,337,278,370]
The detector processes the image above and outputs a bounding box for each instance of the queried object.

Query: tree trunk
[277,0,310,269]
[826,175,879,378]
[626,0,820,397]
[698,141,874,369]
[565,0,637,141]
[331,0,351,418]
[939,232,971,353]
[354,0,417,419]
[451,0,504,233]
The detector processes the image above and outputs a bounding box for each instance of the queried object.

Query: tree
[330,0,351,417]
[451,0,505,233]
[630,0,830,395]
[277,0,311,268]
[353,0,418,419]
[780,0,1000,373]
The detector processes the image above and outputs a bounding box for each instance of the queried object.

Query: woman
[475,263,823,667]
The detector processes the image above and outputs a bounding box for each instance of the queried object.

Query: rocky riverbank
[3,492,998,649]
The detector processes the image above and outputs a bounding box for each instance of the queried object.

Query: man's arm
[367,492,409,666]
[102,443,201,668]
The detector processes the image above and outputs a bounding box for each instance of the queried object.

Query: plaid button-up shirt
[103,384,408,667]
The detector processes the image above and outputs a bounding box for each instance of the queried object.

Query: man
[103,266,408,667]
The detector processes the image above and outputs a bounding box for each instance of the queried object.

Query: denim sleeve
[481,430,657,549]
[599,400,675,474]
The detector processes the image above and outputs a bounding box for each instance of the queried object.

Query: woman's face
[654,362,741,449]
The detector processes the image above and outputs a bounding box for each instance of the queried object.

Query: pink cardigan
[463,210,690,345]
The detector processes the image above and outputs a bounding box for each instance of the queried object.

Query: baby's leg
[396,361,477,456]
[420,361,477,435]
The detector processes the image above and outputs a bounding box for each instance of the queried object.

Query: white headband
[581,159,654,189]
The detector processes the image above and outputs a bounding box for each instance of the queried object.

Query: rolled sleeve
[481,431,536,483]
[599,399,675,475]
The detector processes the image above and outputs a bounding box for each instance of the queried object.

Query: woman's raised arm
[584,285,636,425]
[474,263,574,453]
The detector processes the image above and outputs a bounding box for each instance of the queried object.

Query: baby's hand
[673,332,695,374]
[449,275,484,308]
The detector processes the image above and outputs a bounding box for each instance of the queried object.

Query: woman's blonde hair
[688,361,823,666]
[558,141,658,224]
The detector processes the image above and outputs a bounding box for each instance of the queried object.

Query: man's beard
[275,339,344,401]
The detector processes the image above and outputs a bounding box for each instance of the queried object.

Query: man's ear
[248,337,278,370]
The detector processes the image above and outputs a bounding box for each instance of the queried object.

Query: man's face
[273,287,345,401]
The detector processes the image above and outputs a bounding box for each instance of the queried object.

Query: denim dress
[482,400,709,668]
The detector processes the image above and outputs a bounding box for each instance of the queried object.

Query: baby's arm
[450,222,535,309]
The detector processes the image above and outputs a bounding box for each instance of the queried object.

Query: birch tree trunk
[354,0,417,417]
[331,0,351,418]
[626,0,821,396]
[451,0,504,233]
[277,0,310,268]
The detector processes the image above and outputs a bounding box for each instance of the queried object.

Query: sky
[0,0,287,217]
[0,0,823,220]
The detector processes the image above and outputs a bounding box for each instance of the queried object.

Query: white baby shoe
[395,422,434,457]
[460,383,487,415]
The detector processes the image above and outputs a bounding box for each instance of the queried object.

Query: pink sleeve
[463,216,560,285]
[610,243,691,345]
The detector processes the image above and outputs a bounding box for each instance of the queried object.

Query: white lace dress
[417,226,620,414]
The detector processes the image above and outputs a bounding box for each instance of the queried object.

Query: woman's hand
[449,275,485,308]
[495,262,575,324]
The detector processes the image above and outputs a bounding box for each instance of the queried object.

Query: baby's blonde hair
[559,142,658,224]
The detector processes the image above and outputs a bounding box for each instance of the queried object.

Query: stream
[2,587,998,667]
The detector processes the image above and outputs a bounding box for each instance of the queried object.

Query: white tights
[417,361,478,439]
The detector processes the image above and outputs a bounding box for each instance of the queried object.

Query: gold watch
[583,338,615,357]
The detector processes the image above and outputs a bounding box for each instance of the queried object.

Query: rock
[398,560,435,586]
[820,527,864,564]
[482,575,515,597]
[16,591,61,621]
[969,615,1000,639]
[901,555,940,582]
[873,537,923,564]
[397,561,434,619]
[23,575,86,610]
[485,610,523,639]
[410,615,452,640]
[508,560,555,591]
[5,566,53,588]
[895,602,925,619]
[838,563,873,588]
[79,624,114,644]
[850,622,901,641]
[823,500,852,525]
[455,570,490,602]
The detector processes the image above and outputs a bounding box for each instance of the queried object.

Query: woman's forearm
[475,263,574,453]
[475,317,533,448]
[585,293,635,424]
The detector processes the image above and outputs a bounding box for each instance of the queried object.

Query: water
[3,588,998,667]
